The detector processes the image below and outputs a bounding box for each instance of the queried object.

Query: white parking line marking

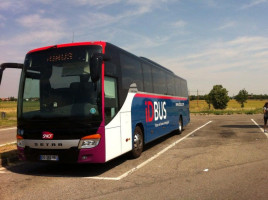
[85,121,213,181]
[251,119,268,138]
[0,127,16,132]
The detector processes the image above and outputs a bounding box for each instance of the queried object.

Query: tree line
[191,85,267,109]
[190,94,268,100]
[0,96,17,102]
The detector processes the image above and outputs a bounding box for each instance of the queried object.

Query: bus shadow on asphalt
[1,149,18,167]
[6,157,127,177]
[6,130,180,178]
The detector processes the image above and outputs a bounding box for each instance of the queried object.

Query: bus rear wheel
[131,126,144,158]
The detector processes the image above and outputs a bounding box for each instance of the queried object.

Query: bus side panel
[131,94,190,144]
[182,99,190,127]
[105,93,135,162]
[131,94,176,143]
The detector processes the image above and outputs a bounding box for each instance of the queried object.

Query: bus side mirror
[90,53,111,83]
[0,63,23,85]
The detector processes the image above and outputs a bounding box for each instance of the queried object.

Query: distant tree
[208,85,230,109]
[190,95,196,101]
[204,94,212,109]
[9,96,16,101]
[235,89,248,108]
[247,94,268,100]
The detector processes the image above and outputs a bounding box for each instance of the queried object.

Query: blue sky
[0,0,268,97]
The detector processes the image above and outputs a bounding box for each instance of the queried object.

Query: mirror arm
[0,63,23,85]
[0,63,23,70]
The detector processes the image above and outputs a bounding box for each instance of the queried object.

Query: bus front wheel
[131,126,144,158]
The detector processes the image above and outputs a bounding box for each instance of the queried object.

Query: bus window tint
[175,77,182,96]
[142,63,153,93]
[152,67,166,95]
[167,74,175,96]
[120,54,143,91]
[104,76,118,123]
[181,79,188,97]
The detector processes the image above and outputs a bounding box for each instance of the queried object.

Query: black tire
[178,117,183,134]
[131,126,144,158]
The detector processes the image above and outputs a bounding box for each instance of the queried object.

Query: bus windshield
[20,45,102,121]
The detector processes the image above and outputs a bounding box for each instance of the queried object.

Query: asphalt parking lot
[0,114,267,200]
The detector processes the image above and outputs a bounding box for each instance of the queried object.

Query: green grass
[0,101,41,128]
[190,99,266,115]
[23,101,40,112]
[0,101,17,128]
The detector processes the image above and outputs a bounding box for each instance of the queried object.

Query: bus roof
[27,41,106,54]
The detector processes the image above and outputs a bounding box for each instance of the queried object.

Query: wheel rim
[179,119,182,132]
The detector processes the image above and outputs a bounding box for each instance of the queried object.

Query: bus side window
[152,67,166,95]
[181,79,188,97]
[120,53,143,91]
[142,63,153,93]
[104,76,118,124]
[167,74,175,96]
[175,77,182,97]
[23,76,40,113]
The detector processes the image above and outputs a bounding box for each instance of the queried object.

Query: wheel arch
[135,122,145,143]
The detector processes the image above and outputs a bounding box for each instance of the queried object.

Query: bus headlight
[78,134,101,149]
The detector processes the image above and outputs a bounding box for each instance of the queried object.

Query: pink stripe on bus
[135,93,188,101]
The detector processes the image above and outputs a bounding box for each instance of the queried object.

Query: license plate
[40,155,59,161]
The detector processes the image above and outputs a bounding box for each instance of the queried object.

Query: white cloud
[0,0,28,12]
[34,0,54,4]
[17,14,64,30]
[155,36,268,94]
[4,14,69,46]
[75,0,172,33]
[123,32,172,51]
[217,21,236,30]
[202,0,217,7]
[0,1,13,10]
[74,0,121,7]
[0,30,68,47]
[126,0,171,14]
[241,0,268,9]
[0,14,6,27]
[171,20,187,28]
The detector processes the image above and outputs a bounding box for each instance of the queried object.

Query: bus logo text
[42,131,54,139]
[145,101,167,122]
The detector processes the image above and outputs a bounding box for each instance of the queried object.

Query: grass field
[0,99,267,128]
[190,99,267,114]
[0,101,17,128]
